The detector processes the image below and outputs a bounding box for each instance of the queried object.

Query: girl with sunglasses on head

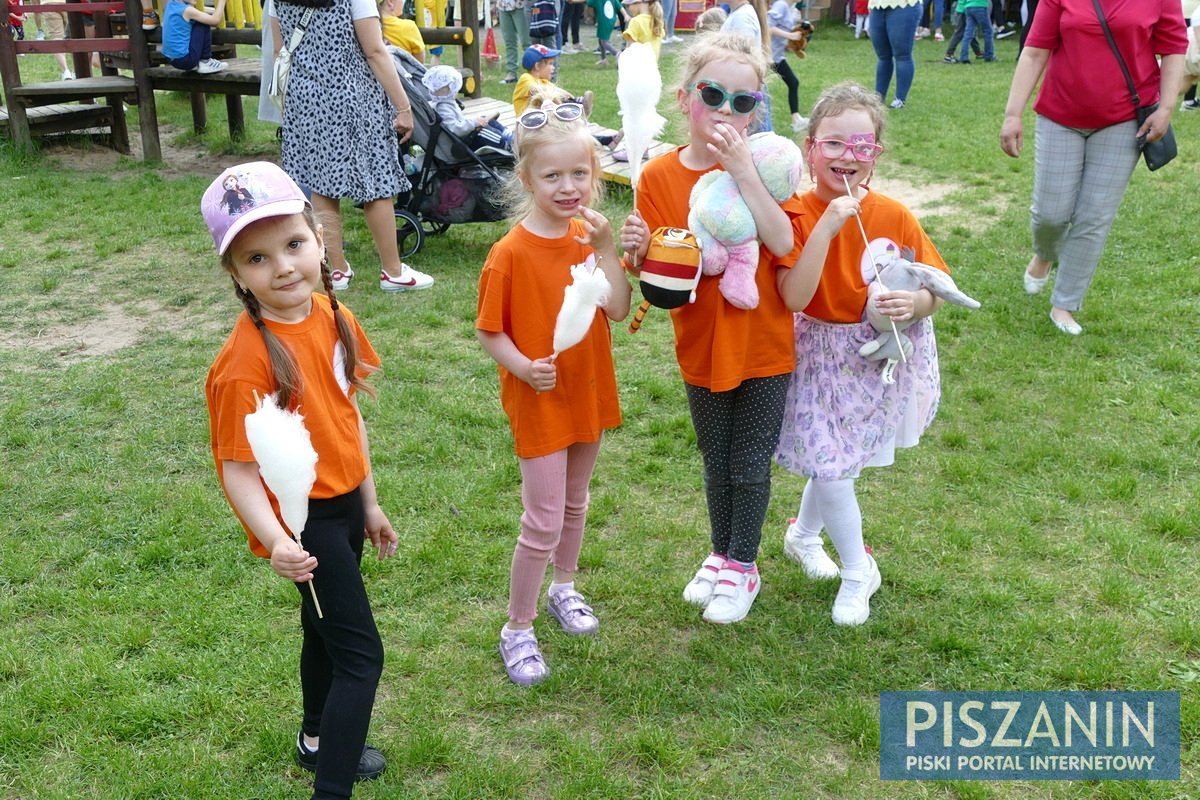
[619,32,821,625]
[477,91,632,686]
[774,82,951,626]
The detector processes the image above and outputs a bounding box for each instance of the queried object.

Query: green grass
[3,21,1200,799]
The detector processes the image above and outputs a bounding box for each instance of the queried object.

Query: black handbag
[1090,0,1177,171]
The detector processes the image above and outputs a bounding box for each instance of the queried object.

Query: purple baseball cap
[201,161,309,255]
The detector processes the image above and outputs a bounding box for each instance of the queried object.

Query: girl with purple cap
[202,160,398,800]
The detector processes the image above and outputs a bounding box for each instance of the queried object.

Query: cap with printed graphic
[201,161,309,255]
[522,44,561,70]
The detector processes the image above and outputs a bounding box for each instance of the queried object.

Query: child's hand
[525,356,557,392]
[365,503,398,560]
[815,195,861,237]
[270,537,317,583]
[873,289,918,323]
[475,114,491,128]
[619,211,649,266]
[707,121,754,180]
[574,206,614,252]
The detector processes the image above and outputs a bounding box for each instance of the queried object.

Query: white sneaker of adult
[702,565,761,624]
[782,519,839,579]
[831,554,880,626]
[380,264,434,291]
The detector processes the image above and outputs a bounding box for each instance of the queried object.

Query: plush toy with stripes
[628,227,703,333]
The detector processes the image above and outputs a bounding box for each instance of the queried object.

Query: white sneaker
[61,69,75,80]
[666,35,684,44]
[792,115,809,133]
[782,518,839,579]
[702,564,761,624]
[380,264,434,292]
[831,554,880,626]
[330,263,353,291]
[682,553,725,607]
[196,58,226,74]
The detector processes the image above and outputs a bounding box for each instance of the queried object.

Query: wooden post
[125,0,163,162]
[459,0,481,98]
[0,20,33,153]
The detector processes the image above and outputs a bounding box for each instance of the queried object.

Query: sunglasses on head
[811,138,885,162]
[518,102,585,130]
[691,80,763,115]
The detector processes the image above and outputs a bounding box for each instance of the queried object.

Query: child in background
[767,0,808,132]
[621,0,664,58]
[512,44,593,116]
[423,64,513,150]
[694,5,726,33]
[853,0,868,38]
[378,0,425,59]
[588,0,622,65]
[942,2,983,63]
[619,32,821,625]
[477,98,631,686]
[161,0,227,73]
[954,0,995,63]
[202,162,398,796]
[775,82,949,626]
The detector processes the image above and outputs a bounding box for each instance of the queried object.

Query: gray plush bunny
[860,250,981,385]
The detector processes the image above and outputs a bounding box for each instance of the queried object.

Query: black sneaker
[1180,99,1200,112]
[295,733,387,782]
[943,54,955,63]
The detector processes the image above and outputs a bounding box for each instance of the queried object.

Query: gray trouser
[1031,114,1139,312]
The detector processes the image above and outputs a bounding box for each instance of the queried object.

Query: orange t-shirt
[476,220,622,459]
[795,190,947,323]
[635,146,802,392]
[206,293,381,557]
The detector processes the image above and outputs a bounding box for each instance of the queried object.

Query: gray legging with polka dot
[684,375,790,564]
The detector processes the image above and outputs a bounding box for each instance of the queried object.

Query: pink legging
[508,439,602,625]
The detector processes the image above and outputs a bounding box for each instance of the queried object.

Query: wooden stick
[843,175,905,364]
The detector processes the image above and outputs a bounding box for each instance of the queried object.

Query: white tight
[796,478,870,572]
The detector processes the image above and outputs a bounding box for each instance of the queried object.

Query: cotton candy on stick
[244,391,323,618]
[616,42,667,205]
[552,255,611,359]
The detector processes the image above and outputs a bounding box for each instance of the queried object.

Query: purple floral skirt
[775,314,940,481]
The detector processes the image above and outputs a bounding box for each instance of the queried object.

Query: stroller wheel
[395,210,425,259]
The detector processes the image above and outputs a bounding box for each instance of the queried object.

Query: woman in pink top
[1000,0,1186,336]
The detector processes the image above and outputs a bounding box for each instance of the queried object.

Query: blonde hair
[503,89,605,224]
[694,6,726,33]
[806,81,887,143]
[219,208,375,409]
[647,0,665,40]
[676,30,769,95]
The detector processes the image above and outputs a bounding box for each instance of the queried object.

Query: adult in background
[868,0,921,109]
[273,0,435,292]
[999,0,1185,335]
[661,0,681,42]
[497,0,531,84]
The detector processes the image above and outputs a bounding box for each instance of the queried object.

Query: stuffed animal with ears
[787,19,815,58]
[859,241,981,384]
[687,132,803,310]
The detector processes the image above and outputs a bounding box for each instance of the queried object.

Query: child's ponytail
[234,281,304,409]
[319,259,377,398]
[649,0,665,39]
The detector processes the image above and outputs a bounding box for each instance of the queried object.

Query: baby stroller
[390,48,515,257]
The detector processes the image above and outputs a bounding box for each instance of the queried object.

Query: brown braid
[233,279,303,409]
[319,257,377,398]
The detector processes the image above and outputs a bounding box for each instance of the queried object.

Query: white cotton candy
[244,393,318,540]
[616,43,666,189]
[552,255,611,356]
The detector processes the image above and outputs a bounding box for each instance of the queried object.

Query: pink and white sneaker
[682,553,726,607]
[330,263,354,291]
[702,562,761,624]
[380,264,434,292]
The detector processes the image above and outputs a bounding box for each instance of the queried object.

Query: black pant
[685,375,789,563]
[560,1,583,45]
[773,59,800,115]
[297,489,384,800]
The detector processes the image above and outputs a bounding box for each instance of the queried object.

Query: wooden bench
[460,95,676,186]
[0,0,161,158]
